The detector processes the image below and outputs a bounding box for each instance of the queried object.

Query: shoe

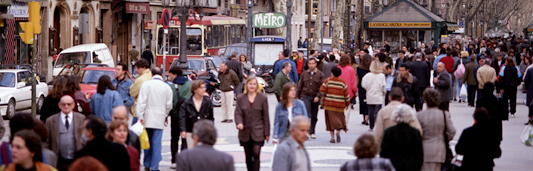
[227,119,233,123]
[310,134,316,139]
[526,122,530,125]
[145,168,151,171]
[365,122,369,125]
[221,119,228,123]
[454,99,457,101]
[330,139,335,143]
[511,114,515,118]
[320,106,324,109]
[170,163,176,169]
[459,99,462,103]
[361,121,366,125]
[336,134,341,143]
[351,104,355,110]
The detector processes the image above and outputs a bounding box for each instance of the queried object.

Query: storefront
[363,0,445,54]
[4,1,30,65]
[524,24,533,40]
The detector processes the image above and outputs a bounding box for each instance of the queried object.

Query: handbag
[441,110,458,171]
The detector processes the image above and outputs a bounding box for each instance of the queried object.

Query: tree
[332,0,345,50]
[310,0,322,51]
[272,0,287,36]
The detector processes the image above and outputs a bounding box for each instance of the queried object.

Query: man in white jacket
[136,67,173,171]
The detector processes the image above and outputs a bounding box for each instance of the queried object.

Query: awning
[125,2,150,14]
[364,0,445,29]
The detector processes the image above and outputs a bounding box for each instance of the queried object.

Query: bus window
[186,28,202,55]
[206,26,212,48]
[158,27,179,55]
[212,26,218,47]
[231,25,236,44]
[218,25,225,47]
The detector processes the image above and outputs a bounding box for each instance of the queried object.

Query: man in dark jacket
[75,115,130,171]
[218,62,240,123]
[142,45,154,68]
[274,49,299,82]
[274,62,292,101]
[168,66,190,169]
[476,83,505,142]
[434,62,453,111]
[392,64,422,111]
[293,51,308,79]
[296,58,325,139]
[409,52,430,104]
[463,57,478,106]
[525,67,533,124]
[226,53,244,81]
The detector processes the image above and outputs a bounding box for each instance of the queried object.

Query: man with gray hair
[476,58,497,98]
[409,52,431,105]
[434,62,452,111]
[272,115,311,171]
[175,120,235,171]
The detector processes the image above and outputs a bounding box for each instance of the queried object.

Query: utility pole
[307,0,312,54]
[320,0,324,51]
[247,0,252,62]
[286,0,292,51]
[358,0,364,49]
[20,2,41,117]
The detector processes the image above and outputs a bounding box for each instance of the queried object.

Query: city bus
[155,15,246,69]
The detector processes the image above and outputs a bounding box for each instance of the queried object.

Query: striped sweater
[320,77,350,112]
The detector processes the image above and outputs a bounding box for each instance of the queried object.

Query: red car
[79,67,132,98]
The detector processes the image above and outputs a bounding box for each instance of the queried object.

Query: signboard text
[253,13,286,28]
[368,22,432,28]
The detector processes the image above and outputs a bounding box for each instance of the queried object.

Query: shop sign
[368,22,432,28]
[145,21,154,30]
[9,2,28,18]
[125,2,150,14]
[252,12,286,28]
[527,28,533,32]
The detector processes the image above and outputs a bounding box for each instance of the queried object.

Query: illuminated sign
[368,22,432,28]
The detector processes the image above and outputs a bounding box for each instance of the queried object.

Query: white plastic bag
[460,84,467,97]
[344,106,352,124]
[520,125,533,146]
[130,121,143,136]
[270,144,278,168]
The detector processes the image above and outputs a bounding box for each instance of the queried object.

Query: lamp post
[480,18,484,37]
[246,0,252,62]
[173,2,204,73]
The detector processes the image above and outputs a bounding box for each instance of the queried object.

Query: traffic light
[28,2,41,34]
[19,22,34,44]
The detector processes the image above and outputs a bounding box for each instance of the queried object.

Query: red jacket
[439,56,454,73]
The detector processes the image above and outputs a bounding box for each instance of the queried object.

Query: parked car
[0,69,48,119]
[78,67,131,99]
[49,63,109,86]
[53,43,115,77]
[169,57,217,80]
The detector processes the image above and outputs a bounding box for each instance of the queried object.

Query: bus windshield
[158,28,180,55]
[186,28,202,55]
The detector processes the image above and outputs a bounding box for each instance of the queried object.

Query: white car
[0,69,48,119]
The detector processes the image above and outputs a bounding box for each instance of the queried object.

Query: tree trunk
[310,0,322,51]
[332,0,345,50]
[273,0,287,36]
[356,0,364,49]
[343,0,351,51]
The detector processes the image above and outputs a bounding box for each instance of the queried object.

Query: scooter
[253,65,275,93]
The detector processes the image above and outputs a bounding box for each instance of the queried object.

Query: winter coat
[338,65,358,99]
[361,72,386,105]
[462,62,478,85]
[435,70,453,102]
[455,123,502,171]
[498,65,522,88]
[392,73,422,110]
[179,96,214,132]
[380,124,424,171]
[409,61,431,88]
[89,89,124,123]
[476,65,497,89]
[416,108,456,163]
[130,69,152,117]
[135,75,173,129]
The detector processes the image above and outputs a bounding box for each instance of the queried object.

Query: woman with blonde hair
[234,76,270,171]
[361,61,386,131]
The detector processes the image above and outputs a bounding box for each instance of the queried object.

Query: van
[53,43,115,77]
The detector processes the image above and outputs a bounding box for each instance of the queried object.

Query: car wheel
[6,99,15,120]
[211,90,222,107]
[37,95,45,114]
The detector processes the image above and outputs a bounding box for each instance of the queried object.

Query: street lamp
[173,0,205,73]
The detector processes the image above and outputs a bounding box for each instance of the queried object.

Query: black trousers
[467,85,477,106]
[302,95,319,134]
[171,116,187,163]
[57,157,74,171]
[438,101,450,111]
[384,91,390,105]
[502,86,518,114]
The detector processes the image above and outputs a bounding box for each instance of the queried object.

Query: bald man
[434,62,453,111]
[45,95,86,171]
[112,106,140,152]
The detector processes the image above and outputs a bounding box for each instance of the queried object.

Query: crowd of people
[2,35,532,171]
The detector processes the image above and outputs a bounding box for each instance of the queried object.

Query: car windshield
[80,70,115,84]
[172,60,205,71]
[223,46,246,58]
[58,65,84,77]
[0,72,15,87]
[210,57,225,67]
[55,52,90,68]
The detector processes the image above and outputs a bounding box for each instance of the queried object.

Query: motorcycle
[252,65,275,93]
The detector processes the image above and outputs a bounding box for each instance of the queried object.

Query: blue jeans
[144,128,163,170]
[457,79,467,101]
[132,65,137,75]
[368,104,382,130]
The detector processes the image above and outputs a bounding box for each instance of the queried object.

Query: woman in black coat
[357,54,372,125]
[498,57,522,118]
[179,80,214,149]
[476,82,504,142]
[380,104,423,171]
[455,108,502,171]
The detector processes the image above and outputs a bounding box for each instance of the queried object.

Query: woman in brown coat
[235,76,270,171]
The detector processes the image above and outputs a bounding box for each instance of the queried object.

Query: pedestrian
[226,53,244,81]
[274,62,292,101]
[294,51,308,79]
[112,63,135,108]
[65,76,91,116]
[316,54,325,71]
[272,83,308,144]
[476,83,505,142]
[524,67,533,124]
[498,57,522,118]
[169,66,193,99]
[320,67,350,143]
[32,118,57,167]
[434,62,453,111]
[74,115,130,171]
[179,80,215,148]
[409,52,431,108]
[68,156,108,171]
[129,46,139,75]
[296,57,325,139]
[340,134,395,171]
[272,116,311,171]
[455,51,470,103]
[463,56,478,107]
[167,67,189,169]
[416,89,456,171]
[234,76,270,171]
[298,37,303,48]
[493,53,505,89]
[392,64,422,110]
[130,58,152,125]
[274,49,299,82]
[105,121,140,171]
[395,50,407,70]
[362,61,386,131]
[0,130,57,171]
[432,48,447,71]
[380,104,424,171]
[322,55,338,78]
[111,106,140,153]
[240,54,252,78]
[219,62,240,123]
[337,55,359,109]
[383,64,396,105]
[519,53,530,77]
[357,54,373,125]
[45,95,85,171]
[135,68,173,171]
[40,77,68,123]
[89,75,123,123]
[0,114,34,166]
[271,52,284,78]
[476,58,497,100]
[374,87,422,146]
[142,45,154,68]
[455,108,502,171]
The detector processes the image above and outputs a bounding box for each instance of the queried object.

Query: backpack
[168,82,186,117]
[454,59,465,79]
